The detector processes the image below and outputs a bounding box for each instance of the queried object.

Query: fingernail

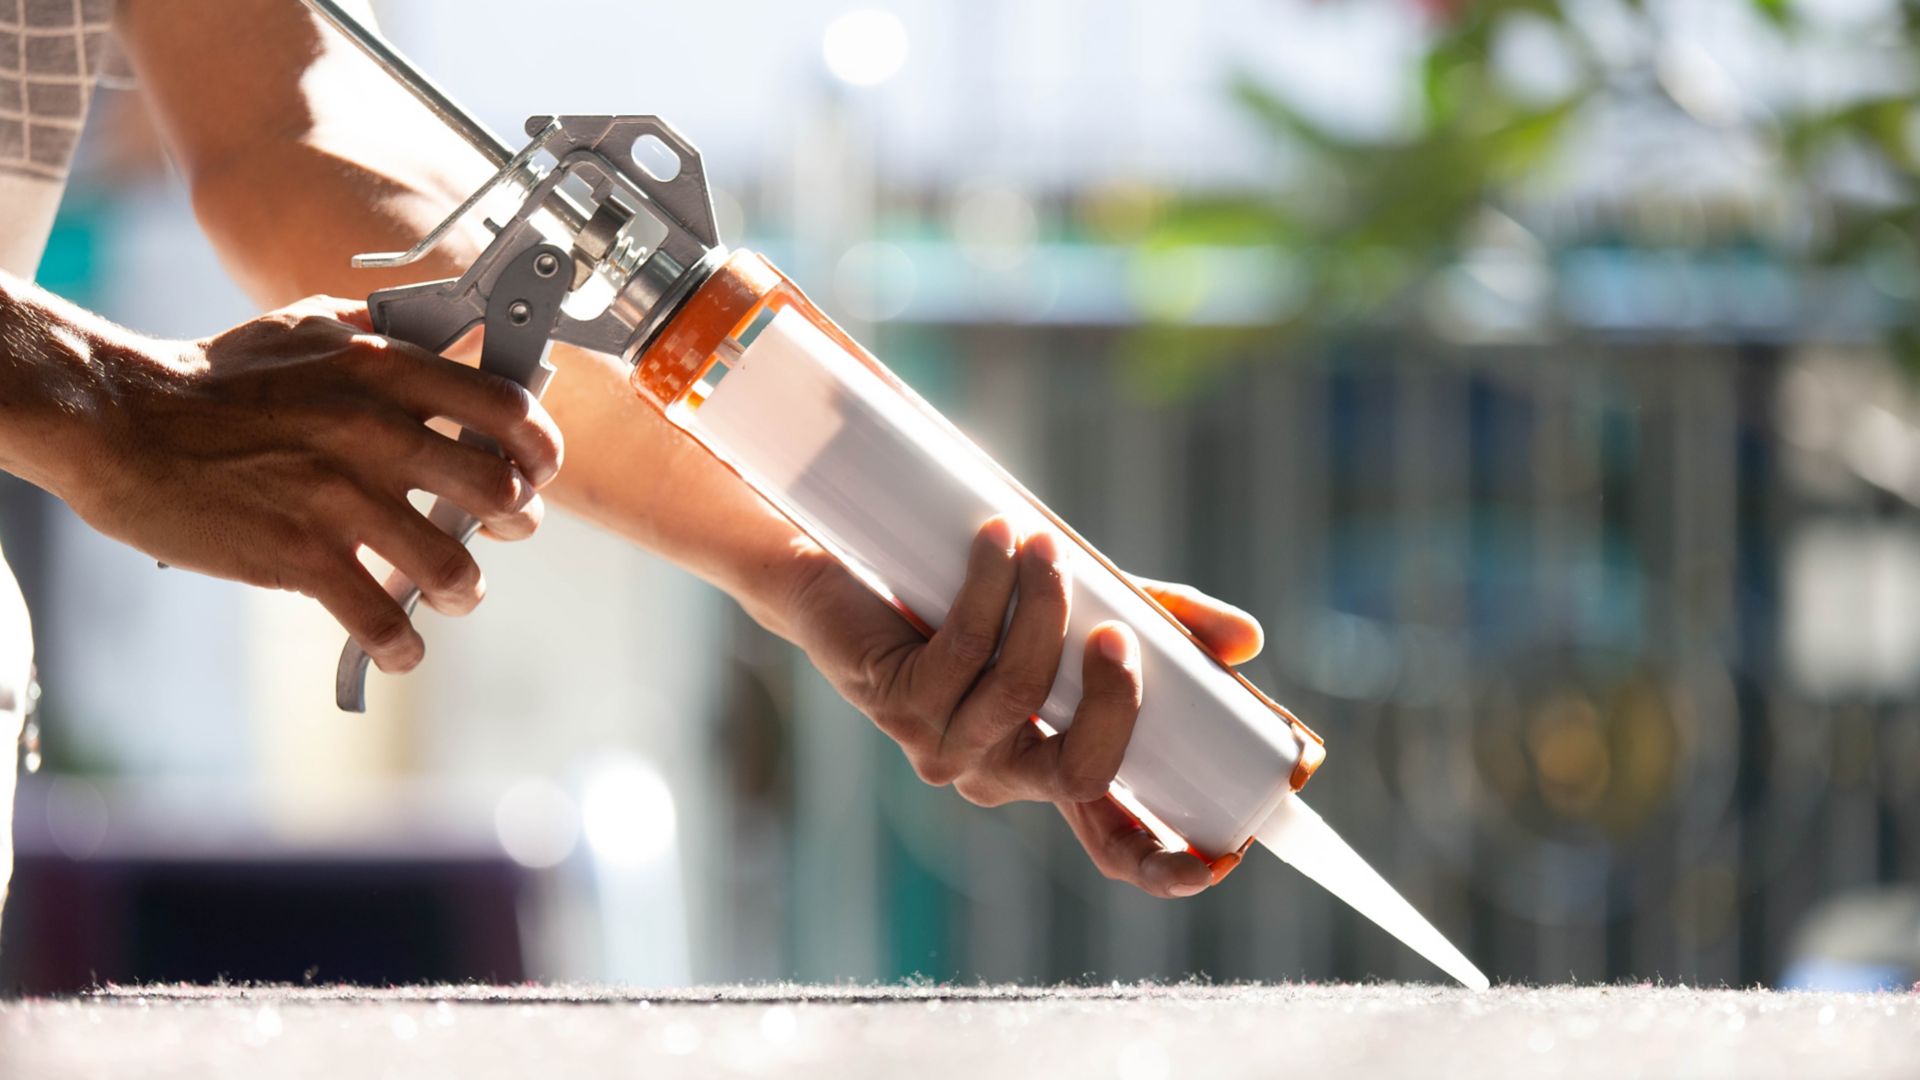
[1027,531,1061,566]
[1098,624,1135,667]
[980,516,1016,556]
[1169,883,1206,898]
[509,469,539,511]
[1208,851,1243,884]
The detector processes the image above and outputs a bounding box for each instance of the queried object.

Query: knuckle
[295,535,341,579]
[362,606,415,651]
[484,375,535,421]
[292,311,334,335]
[280,541,332,593]
[1092,855,1127,882]
[866,691,929,737]
[944,626,1000,668]
[997,673,1054,715]
[504,492,545,536]
[865,704,914,739]
[480,458,526,513]
[910,752,961,789]
[952,776,1004,808]
[1058,769,1114,805]
[1086,680,1143,713]
[854,639,918,702]
[306,399,381,437]
[306,471,362,510]
[427,546,482,596]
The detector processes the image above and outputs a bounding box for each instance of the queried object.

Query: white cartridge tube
[686,309,1310,856]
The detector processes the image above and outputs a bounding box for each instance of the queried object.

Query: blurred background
[5,0,1920,993]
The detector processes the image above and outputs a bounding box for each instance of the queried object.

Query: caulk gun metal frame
[299,0,733,709]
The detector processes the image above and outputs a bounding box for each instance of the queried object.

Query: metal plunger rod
[299,0,514,167]
[297,0,590,232]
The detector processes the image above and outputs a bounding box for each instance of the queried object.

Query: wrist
[0,273,199,508]
[49,336,203,520]
[0,280,104,497]
[722,530,842,644]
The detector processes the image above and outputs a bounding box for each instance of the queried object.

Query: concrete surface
[2,982,1917,1079]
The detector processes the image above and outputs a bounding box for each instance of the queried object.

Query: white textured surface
[3,983,1918,1080]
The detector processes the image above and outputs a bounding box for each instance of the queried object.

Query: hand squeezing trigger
[335,243,572,711]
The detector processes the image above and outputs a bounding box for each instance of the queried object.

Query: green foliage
[1129,0,1920,384]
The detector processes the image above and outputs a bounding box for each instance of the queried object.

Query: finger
[946,530,1070,760]
[354,340,565,487]
[1019,622,1145,801]
[476,518,537,543]
[1059,796,1212,899]
[1137,577,1263,666]
[347,488,489,618]
[314,412,545,542]
[315,297,375,333]
[904,517,1020,718]
[286,294,374,331]
[308,555,426,675]
[399,428,545,541]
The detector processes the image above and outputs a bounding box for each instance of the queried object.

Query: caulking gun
[298,0,1488,989]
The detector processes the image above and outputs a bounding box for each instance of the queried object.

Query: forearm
[531,344,828,632]
[113,0,489,308]
[115,0,820,637]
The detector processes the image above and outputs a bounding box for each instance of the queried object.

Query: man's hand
[61,296,563,673]
[777,517,1265,900]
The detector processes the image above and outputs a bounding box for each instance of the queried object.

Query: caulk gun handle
[334,243,571,712]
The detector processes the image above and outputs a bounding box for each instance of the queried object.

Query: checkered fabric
[0,0,117,182]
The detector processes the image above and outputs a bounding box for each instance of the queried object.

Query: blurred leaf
[1891,326,1920,379]
[1119,324,1277,402]
[1228,72,1355,156]
[1148,197,1295,249]
[1134,0,1920,392]
[1748,0,1793,28]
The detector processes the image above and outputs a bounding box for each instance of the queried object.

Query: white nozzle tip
[1257,795,1489,991]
